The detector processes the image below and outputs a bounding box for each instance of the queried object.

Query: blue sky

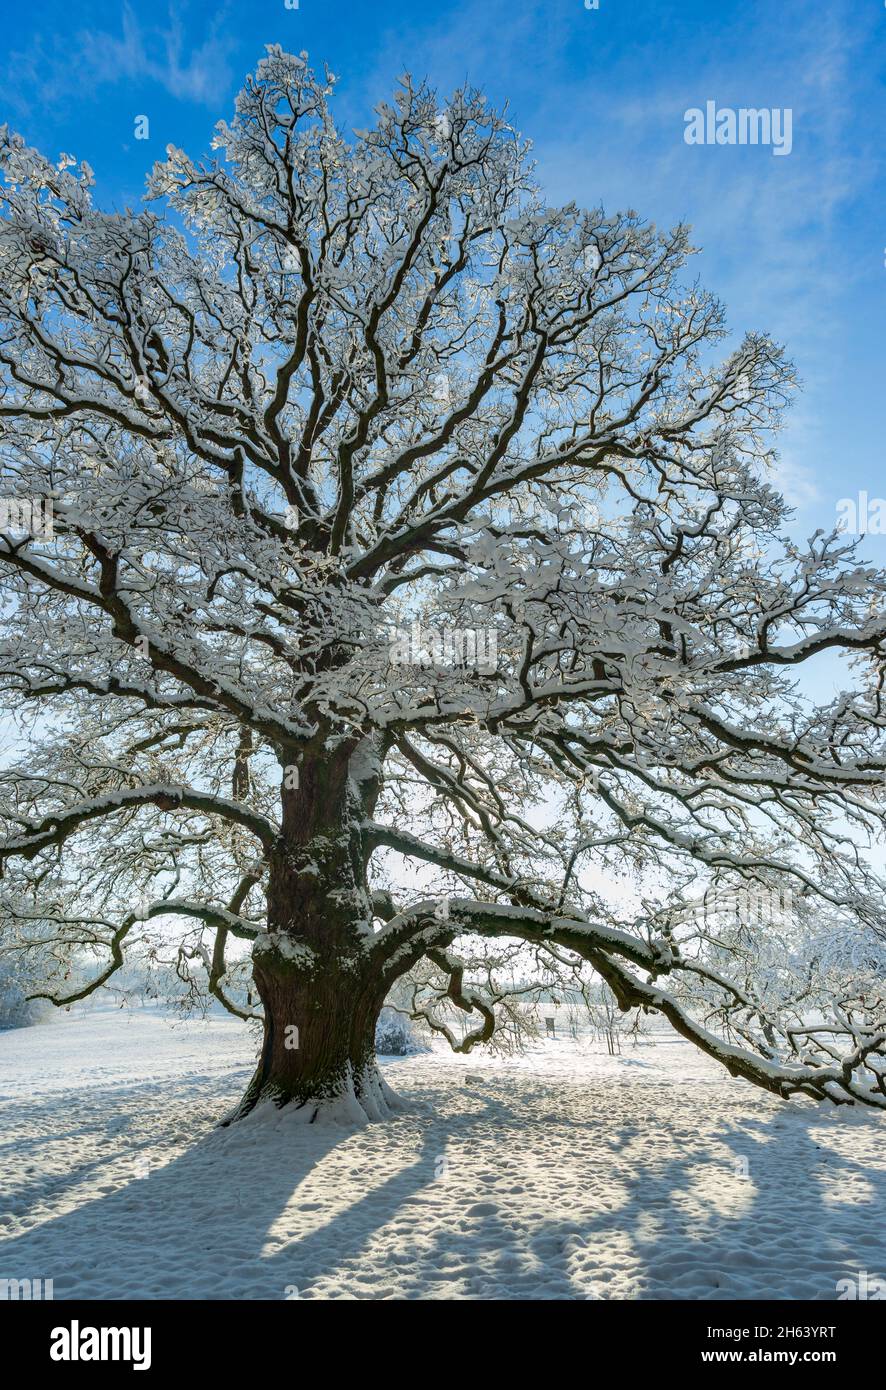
[1,0,884,547]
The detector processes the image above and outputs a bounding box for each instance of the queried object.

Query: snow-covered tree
[0,952,50,1028]
[2,48,886,1122]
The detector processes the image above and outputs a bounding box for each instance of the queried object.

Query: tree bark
[230,948,396,1121]
[227,736,400,1123]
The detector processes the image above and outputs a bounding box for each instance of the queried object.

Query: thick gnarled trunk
[232,945,395,1121]
[228,737,400,1123]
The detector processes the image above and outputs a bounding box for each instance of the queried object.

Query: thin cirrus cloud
[511,6,880,536]
[0,1,237,114]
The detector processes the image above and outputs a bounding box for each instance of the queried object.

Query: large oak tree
[2,48,886,1123]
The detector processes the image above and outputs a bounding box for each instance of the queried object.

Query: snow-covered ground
[1,1009,885,1300]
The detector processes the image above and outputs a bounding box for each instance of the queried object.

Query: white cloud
[1,1,236,113]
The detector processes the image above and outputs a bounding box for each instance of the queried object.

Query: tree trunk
[227,736,402,1124]
[229,948,398,1121]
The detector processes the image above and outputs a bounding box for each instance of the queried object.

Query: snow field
[1,1009,884,1300]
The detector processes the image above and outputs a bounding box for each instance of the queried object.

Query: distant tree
[375,1006,427,1057]
[0,954,49,1028]
[1,49,885,1122]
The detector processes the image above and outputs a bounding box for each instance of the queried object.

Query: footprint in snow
[465,1201,499,1217]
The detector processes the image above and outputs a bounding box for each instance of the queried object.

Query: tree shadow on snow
[0,1078,450,1299]
[514,1101,886,1300]
[2,1069,884,1300]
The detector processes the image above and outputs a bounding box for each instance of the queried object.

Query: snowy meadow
[2,1007,884,1302]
